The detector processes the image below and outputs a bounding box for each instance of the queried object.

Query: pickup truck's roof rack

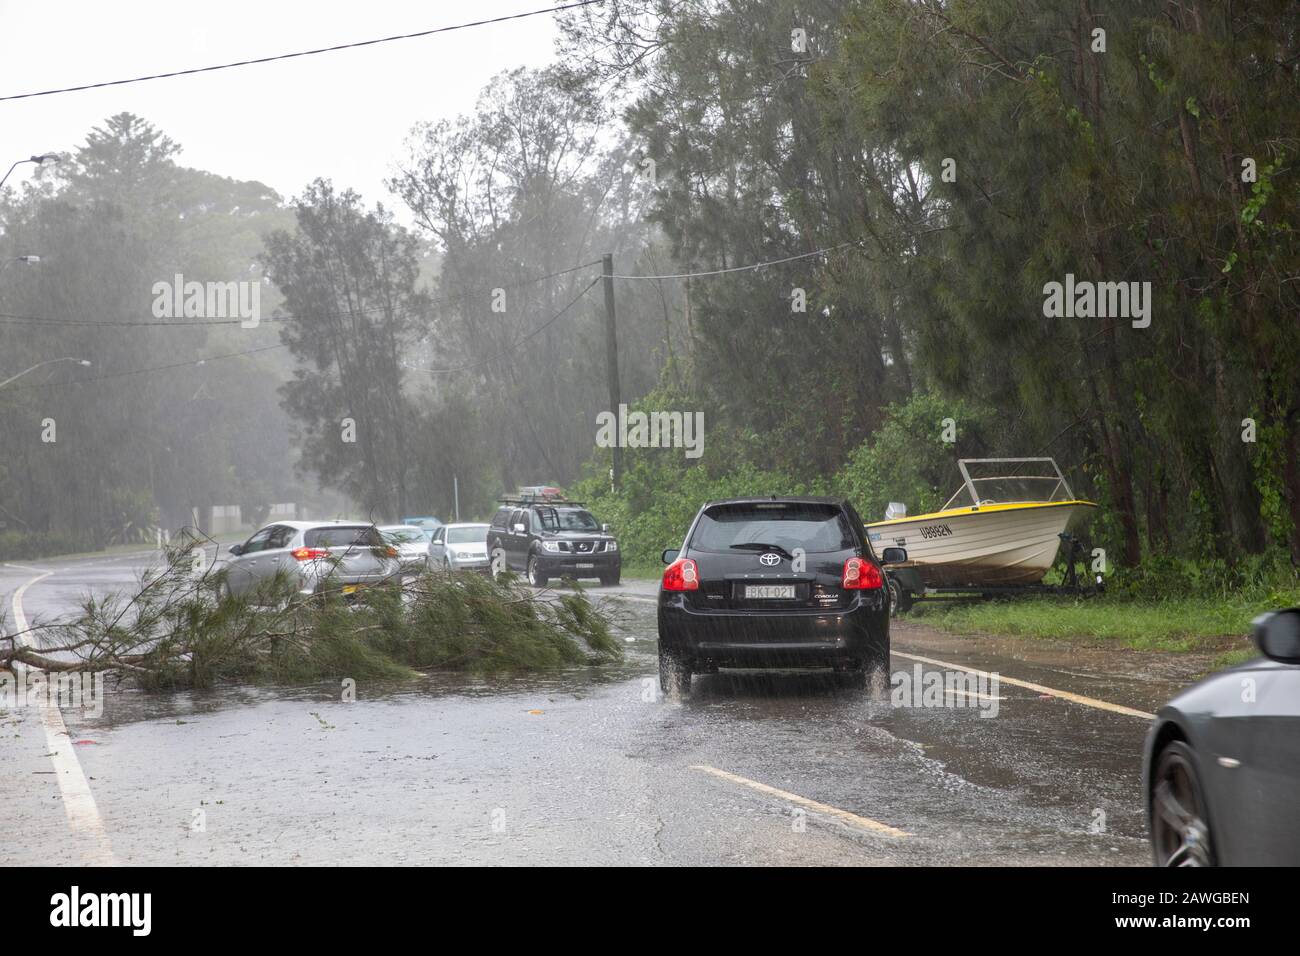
[497,494,587,508]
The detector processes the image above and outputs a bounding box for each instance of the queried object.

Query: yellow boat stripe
[867,499,1097,527]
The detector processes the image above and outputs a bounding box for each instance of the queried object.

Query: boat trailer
[883,532,1104,616]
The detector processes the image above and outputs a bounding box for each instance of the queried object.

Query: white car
[428,523,491,572]
[379,524,432,573]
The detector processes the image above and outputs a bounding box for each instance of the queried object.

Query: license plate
[575,563,594,569]
[745,585,795,599]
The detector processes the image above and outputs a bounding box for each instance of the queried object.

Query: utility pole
[602,253,623,491]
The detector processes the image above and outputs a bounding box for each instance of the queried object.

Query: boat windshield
[947,458,1076,508]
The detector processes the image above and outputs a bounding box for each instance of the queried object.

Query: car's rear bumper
[657,592,888,668]
[297,565,402,595]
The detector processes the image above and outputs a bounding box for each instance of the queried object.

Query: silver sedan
[427,523,491,572]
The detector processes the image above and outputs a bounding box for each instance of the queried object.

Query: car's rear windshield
[305,526,382,549]
[690,502,855,554]
[447,526,487,544]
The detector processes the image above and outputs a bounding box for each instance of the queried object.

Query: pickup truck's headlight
[541,541,561,553]
[607,540,619,553]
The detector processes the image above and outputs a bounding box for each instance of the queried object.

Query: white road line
[891,649,1155,720]
[691,764,912,838]
[9,568,117,865]
[3,561,51,574]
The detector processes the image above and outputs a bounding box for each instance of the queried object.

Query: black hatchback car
[1143,607,1300,866]
[657,496,905,694]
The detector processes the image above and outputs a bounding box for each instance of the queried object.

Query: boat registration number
[745,585,796,600]
[919,524,953,539]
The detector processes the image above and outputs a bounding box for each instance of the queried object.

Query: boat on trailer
[867,458,1097,605]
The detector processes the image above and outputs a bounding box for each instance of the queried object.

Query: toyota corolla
[656,496,903,694]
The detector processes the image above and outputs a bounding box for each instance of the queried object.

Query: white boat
[866,458,1096,588]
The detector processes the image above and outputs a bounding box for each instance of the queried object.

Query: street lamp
[0,357,92,390]
[0,153,63,191]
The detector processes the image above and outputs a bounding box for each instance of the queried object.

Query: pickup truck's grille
[549,539,605,553]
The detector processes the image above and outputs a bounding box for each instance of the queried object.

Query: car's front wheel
[1151,740,1216,866]
[658,648,692,696]
[527,554,549,587]
[599,570,620,586]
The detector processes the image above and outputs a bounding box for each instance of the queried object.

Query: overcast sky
[0,0,564,213]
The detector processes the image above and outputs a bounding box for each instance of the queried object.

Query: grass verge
[906,592,1290,653]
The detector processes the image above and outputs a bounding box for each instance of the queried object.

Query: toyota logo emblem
[759,552,781,566]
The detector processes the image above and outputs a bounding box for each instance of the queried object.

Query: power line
[2,343,288,392]
[403,276,601,374]
[0,1,608,103]
[4,274,601,389]
[604,241,862,279]
[0,244,853,385]
[0,260,604,329]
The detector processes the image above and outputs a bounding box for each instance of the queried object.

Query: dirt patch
[893,620,1242,689]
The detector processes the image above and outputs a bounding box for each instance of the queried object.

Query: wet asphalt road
[1,550,1209,866]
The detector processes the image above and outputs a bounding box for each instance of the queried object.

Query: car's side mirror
[662,548,680,565]
[512,523,526,533]
[229,544,244,556]
[881,547,907,565]
[1252,609,1300,664]
[602,523,610,533]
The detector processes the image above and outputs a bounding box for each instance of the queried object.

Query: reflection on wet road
[1,552,1211,865]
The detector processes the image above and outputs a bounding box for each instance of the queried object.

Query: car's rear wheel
[887,577,913,616]
[527,554,549,587]
[1151,741,1216,867]
[659,649,692,696]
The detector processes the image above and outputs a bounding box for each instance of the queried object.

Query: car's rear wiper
[729,542,795,559]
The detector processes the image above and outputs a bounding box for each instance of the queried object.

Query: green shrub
[0,530,91,561]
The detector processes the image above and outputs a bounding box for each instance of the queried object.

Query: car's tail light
[842,557,883,589]
[291,547,330,561]
[384,546,399,558]
[662,557,700,591]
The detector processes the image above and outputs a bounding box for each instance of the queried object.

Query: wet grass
[618,561,664,581]
[907,592,1288,652]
